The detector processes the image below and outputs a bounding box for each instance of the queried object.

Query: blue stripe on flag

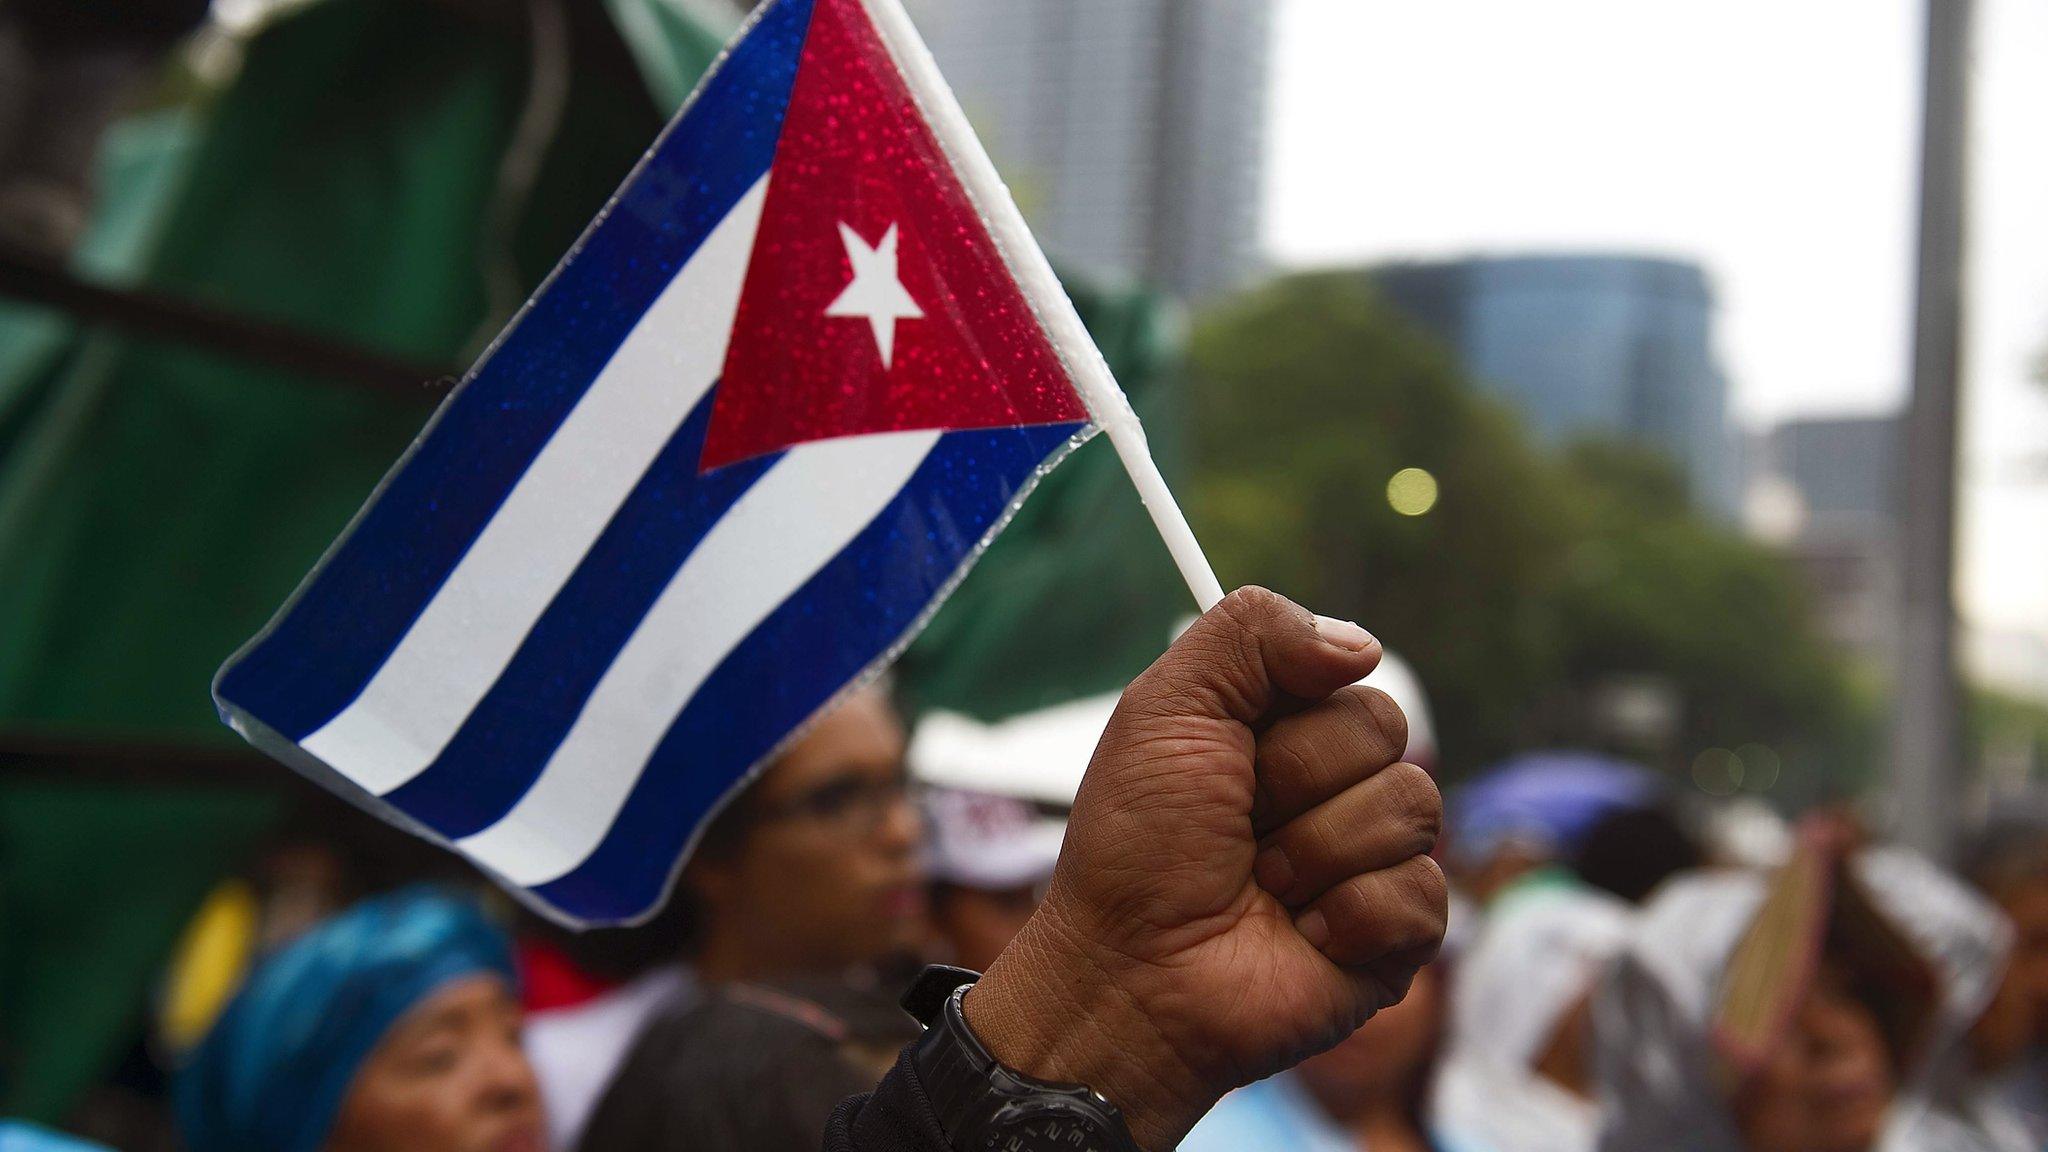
[215,0,818,740]
[379,392,778,838]
[533,421,1085,923]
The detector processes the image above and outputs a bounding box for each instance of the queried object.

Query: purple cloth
[1449,752,1661,864]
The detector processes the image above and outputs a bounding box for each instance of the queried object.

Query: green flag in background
[897,281,1192,720]
[0,0,717,738]
[0,0,717,1120]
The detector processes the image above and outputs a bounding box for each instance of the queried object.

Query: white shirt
[524,965,694,1151]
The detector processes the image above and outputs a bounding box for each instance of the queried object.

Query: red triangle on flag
[700,0,1089,473]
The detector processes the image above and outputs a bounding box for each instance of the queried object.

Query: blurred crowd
[5,654,2043,1152]
[1,4,2045,1151]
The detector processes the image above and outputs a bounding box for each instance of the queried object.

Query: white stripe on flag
[302,175,773,795]
[457,429,943,887]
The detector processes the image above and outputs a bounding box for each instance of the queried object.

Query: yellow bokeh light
[1386,467,1440,516]
[1691,748,1744,796]
[1736,743,1781,792]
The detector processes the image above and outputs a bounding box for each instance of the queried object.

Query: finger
[1250,685,1409,834]
[1292,855,1449,969]
[1113,587,1382,738]
[1355,943,1440,1015]
[1254,762,1441,906]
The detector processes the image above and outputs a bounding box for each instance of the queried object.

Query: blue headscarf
[175,888,516,1152]
[0,1122,114,1152]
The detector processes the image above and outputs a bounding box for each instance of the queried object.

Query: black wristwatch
[901,965,1145,1152]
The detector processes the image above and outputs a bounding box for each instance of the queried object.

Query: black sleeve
[823,1045,954,1152]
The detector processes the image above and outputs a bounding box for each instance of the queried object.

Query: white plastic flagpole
[860,0,1227,613]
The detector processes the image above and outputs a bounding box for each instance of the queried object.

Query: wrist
[961,906,1210,1151]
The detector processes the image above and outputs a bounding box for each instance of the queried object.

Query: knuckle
[1319,875,1379,937]
[1380,763,1443,851]
[1213,586,1280,641]
[1221,630,1270,708]
[1347,686,1410,764]
[1258,691,1403,815]
[1215,587,1309,672]
[1407,855,1451,924]
[1331,859,1444,948]
[1323,872,1426,952]
[1221,584,1284,619]
[1176,594,1279,712]
[1284,808,1342,877]
[1138,623,1256,720]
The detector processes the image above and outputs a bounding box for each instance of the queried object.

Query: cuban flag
[214,0,1116,926]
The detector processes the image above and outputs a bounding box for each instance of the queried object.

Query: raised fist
[965,587,1447,1149]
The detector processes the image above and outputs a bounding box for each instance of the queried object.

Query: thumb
[1117,586,1383,734]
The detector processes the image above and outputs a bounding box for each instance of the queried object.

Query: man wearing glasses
[575,684,931,1152]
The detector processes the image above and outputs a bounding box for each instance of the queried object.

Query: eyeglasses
[752,773,919,836]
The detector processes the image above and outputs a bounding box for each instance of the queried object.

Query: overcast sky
[1266,0,2048,661]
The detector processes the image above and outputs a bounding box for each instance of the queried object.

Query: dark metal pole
[0,242,453,395]
[1892,0,1973,861]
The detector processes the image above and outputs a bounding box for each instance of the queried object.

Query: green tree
[1186,272,1872,796]
[1550,442,1879,801]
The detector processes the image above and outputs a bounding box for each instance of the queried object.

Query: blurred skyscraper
[1755,415,2047,706]
[1754,414,1902,661]
[1372,255,1742,515]
[1768,415,1899,521]
[903,0,1273,300]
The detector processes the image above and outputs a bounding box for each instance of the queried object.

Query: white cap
[908,696,1111,891]
[922,787,1067,890]
[1361,649,1437,767]
[907,692,1119,807]
[1706,796,1793,867]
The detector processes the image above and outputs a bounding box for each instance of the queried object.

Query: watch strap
[901,963,979,1027]
[902,965,1142,1152]
[915,986,1007,1147]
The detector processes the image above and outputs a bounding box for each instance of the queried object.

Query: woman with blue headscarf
[177,888,546,1152]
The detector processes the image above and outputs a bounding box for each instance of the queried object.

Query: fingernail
[1294,908,1330,949]
[1254,844,1294,896]
[1314,616,1375,652]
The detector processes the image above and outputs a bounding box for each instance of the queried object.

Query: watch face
[982,1102,1123,1152]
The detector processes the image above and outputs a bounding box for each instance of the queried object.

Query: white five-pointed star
[825,221,924,369]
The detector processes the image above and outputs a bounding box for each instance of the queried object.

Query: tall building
[1755,415,1903,660]
[1768,415,1898,521]
[1759,415,2047,707]
[902,0,1273,300]
[1372,255,1742,514]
